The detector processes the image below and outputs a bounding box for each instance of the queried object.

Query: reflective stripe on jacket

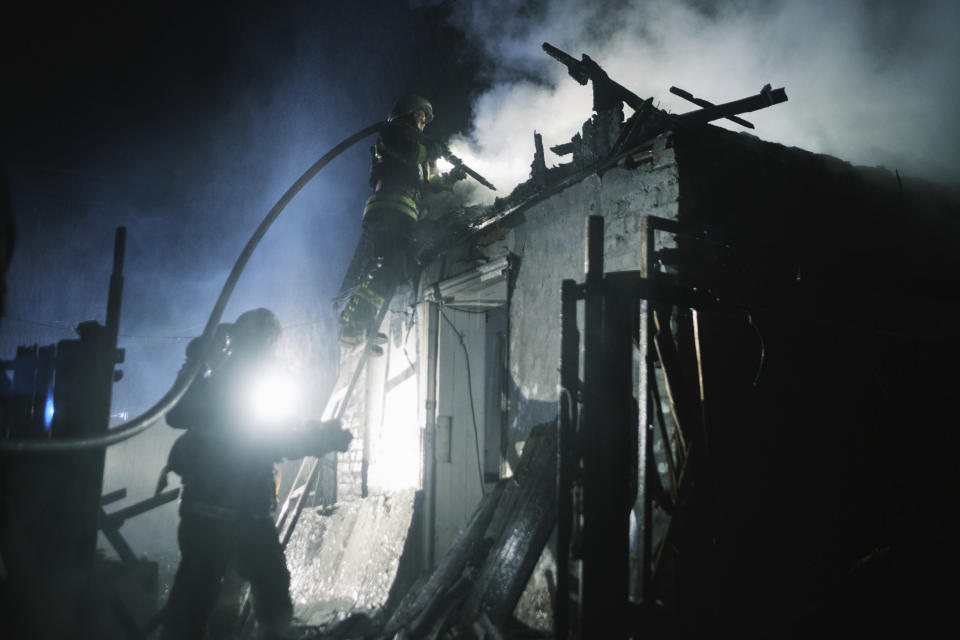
[363,191,420,222]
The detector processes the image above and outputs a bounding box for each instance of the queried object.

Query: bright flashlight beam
[247,369,301,427]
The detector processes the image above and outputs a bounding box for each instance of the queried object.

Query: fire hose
[0,122,384,454]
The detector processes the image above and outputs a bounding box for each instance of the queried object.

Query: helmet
[387,95,434,124]
[231,308,282,355]
[184,322,232,371]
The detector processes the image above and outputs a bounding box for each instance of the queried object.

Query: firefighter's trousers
[339,210,417,342]
[161,510,292,640]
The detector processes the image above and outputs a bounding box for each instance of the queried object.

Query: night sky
[2,1,485,413]
[1,0,487,565]
[2,0,958,569]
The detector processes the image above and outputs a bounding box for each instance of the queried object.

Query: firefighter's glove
[447,165,467,183]
[422,138,445,163]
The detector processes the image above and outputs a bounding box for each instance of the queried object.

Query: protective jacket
[165,358,347,517]
[363,120,442,223]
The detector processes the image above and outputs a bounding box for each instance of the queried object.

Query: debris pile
[302,423,556,640]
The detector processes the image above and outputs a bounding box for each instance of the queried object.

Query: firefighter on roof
[338,94,445,344]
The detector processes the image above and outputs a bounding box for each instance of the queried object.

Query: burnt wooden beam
[677,84,787,127]
[670,86,755,129]
[100,487,128,506]
[384,481,507,636]
[460,423,558,627]
[386,425,559,638]
[104,487,180,528]
[98,508,137,565]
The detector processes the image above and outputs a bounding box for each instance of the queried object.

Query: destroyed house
[274,61,960,637]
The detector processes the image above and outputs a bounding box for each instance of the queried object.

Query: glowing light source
[368,373,420,491]
[436,156,454,174]
[245,368,301,428]
[43,389,55,431]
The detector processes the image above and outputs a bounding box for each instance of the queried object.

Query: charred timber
[675,84,787,127]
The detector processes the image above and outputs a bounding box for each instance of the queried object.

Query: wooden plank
[460,423,557,627]
[384,480,507,636]
[98,508,137,565]
[105,488,179,527]
[100,488,128,506]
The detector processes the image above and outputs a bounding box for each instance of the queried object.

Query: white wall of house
[342,133,680,565]
[492,137,679,450]
[420,135,679,562]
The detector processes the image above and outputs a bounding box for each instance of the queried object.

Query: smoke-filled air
[440,0,960,200]
[3,0,959,597]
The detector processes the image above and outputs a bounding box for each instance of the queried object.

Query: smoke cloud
[442,0,960,198]
[3,0,957,581]
[1,1,460,571]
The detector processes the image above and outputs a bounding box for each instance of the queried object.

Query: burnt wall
[663,125,960,635]
[483,139,679,452]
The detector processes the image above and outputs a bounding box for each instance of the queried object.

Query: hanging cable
[1,122,383,454]
[438,307,487,495]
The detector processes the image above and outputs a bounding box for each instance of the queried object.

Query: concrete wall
[491,138,679,450]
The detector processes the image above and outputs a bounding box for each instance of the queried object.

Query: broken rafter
[670,86,755,129]
[675,83,787,127]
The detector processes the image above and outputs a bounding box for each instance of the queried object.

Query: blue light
[44,390,55,431]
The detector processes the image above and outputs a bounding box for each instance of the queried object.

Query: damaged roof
[416,43,790,257]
